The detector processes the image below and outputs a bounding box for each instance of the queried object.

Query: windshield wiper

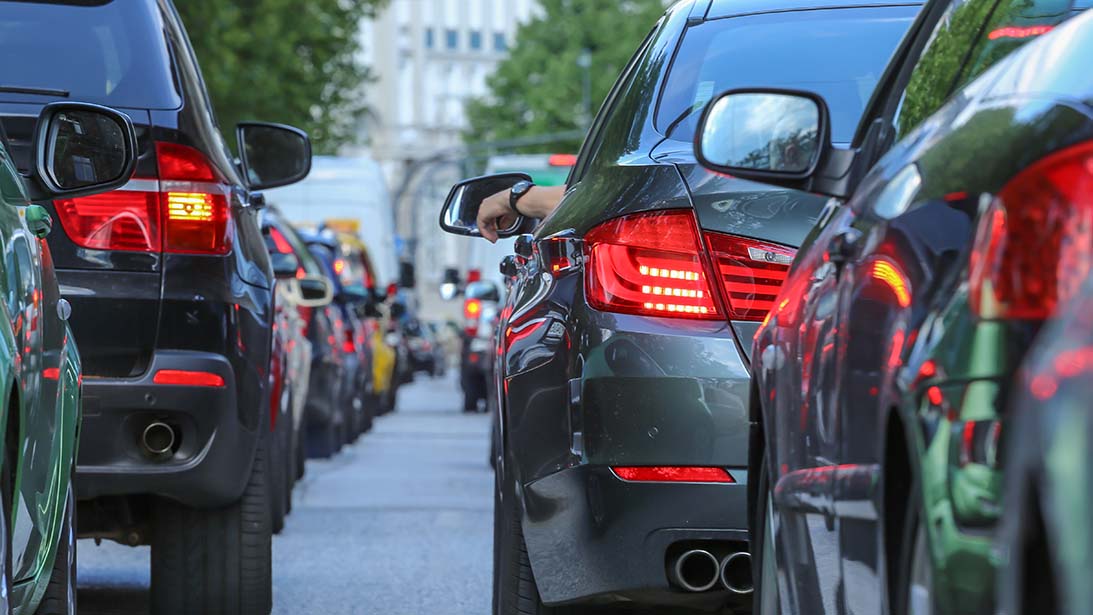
[0,85,70,97]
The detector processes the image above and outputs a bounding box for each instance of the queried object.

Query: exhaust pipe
[141,422,176,456]
[669,549,720,592]
[719,552,753,594]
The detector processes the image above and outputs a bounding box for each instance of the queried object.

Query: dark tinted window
[0,0,181,109]
[656,6,918,144]
[893,0,1073,139]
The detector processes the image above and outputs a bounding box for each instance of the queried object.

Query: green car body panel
[0,131,81,614]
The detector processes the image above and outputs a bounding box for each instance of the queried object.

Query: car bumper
[522,465,748,607]
[76,350,259,508]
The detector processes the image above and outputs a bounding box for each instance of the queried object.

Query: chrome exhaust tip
[670,549,720,593]
[719,552,753,594]
[141,421,176,456]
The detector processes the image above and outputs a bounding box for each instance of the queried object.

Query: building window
[469,30,483,50]
[445,29,458,50]
[425,28,434,49]
[493,32,507,51]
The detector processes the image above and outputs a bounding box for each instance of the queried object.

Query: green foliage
[175,0,385,154]
[464,0,667,153]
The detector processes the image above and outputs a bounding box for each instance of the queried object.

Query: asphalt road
[77,372,494,615]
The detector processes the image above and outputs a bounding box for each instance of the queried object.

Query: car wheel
[294,427,306,481]
[894,482,933,615]
[494,477,582,615]
[269,426,287,535]
[150,436,273,615]
[34,470,76,615]
[753,455,779,615]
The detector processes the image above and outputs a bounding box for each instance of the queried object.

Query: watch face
[512,180,532,196]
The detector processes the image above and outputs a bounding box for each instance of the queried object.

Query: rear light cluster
[584,210,795,322]
[969,140,1093,320]
[53,142,232,255]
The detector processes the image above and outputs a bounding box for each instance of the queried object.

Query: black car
[461,279,501,412]
[0,2,310,613]
[440,1,918,612]
[691,1,1089,613]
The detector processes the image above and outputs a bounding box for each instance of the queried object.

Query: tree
[175,0,386,154]
[464,0,666,153]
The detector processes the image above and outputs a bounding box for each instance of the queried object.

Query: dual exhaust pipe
[669,549,752,594]
[141,421,177,457]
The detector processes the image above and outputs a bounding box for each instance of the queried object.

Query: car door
[823,0,1078,612]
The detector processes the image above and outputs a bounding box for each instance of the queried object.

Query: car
[262,213,348,461]
[0,2,312,612]
[404,318,445,376]
[261,211,333,533]
[460,280,501,412]
[439,0,919,611]
[301,230,376,440]
[691,1,1090,614]
[998,273,1093,615]
[0,101,136,614]
[330,230,400,413]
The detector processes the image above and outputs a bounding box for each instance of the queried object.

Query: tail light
[584,210,719,319]
[342,328,356,354]
[153,369,225,387]
[969,140,1093,320]
[464,298,482,320]
[612,466,734,483]
[706,234,795,321]
[52,141,231,255]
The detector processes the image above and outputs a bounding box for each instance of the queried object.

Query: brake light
[53,189,161,252]
[153,369,226,387]
[706,233,795,321]
[464,298,482,320]
[969,140,1093,320]
[342,329,356,354]
[51,141,231,255]
[269,227,293,254]
[611,466,734,483]
[585,210,718,319]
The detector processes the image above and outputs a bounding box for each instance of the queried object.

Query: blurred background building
[357,0,541,318]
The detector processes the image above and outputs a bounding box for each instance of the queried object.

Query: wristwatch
[509,181,534,216]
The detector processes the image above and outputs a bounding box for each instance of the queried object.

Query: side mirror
[270,251,300,279]
[695,89,829,182]
[237,122,312,190]
[282,275,333,307]
[28,102,137,201]
[499,255,519,278]
[439,172,532,237]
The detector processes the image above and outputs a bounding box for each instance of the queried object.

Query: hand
[476,189,516,243]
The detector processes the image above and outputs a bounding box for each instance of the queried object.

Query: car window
[0,0,181,109]
[892,0,1072,140]
[656,6,918,145]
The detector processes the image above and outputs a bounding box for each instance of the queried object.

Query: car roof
[705,0,923,20]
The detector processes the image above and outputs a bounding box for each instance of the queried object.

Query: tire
[150,437,273,615]
[753,455,779,615]
[294,428,306,481]
[34,475,76,615]
[307,422,339,459]
[269,426,286,535]
[494,476,582,615]
[893,479,933,615]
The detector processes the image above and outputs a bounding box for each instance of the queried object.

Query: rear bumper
[76,351,258,508]
[522,465,748,607]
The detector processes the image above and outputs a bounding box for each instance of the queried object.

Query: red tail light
[706,233,795,321]
[153,369,225,387]
[52,141,231,255]
[342,329,356,354]
[611,466,734,483]
[969,140,1093,320]
[53,188,161,252]
[585,210,719,319]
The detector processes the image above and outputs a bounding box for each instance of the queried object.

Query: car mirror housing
[28,102,137,202]
[283,275,332,308]
[439,172,532,237]
[695,88,831,183]
[237,122,312,191]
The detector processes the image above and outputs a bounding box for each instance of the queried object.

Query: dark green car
[0,100,136,614]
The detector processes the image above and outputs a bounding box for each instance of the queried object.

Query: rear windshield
[0,0,181,109]
[656,5,919,144]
